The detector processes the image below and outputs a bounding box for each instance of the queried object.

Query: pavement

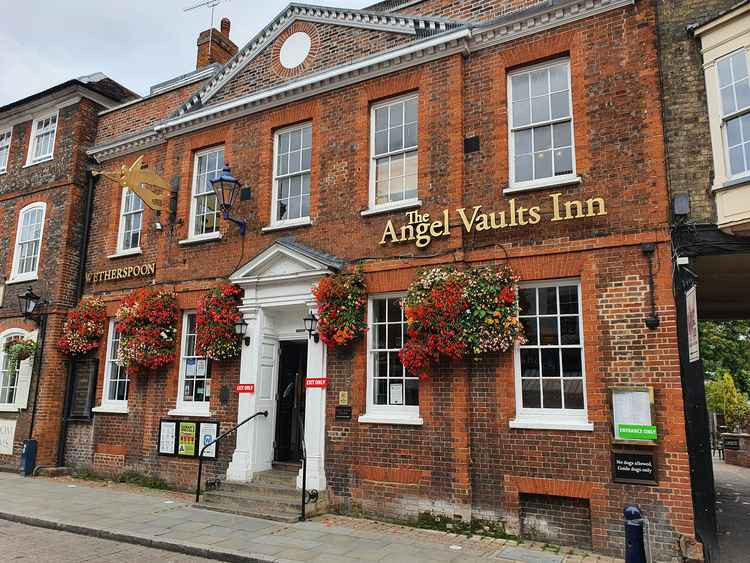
[0,471,622,563]
[714,459,750,563]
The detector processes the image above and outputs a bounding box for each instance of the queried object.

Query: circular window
[279,32,312,70]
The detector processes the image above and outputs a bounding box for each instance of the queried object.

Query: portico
[226,238,341,491]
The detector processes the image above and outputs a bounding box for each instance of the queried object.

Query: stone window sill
[361,199,422,217]
[261,217,312,233]
[92,404,129,415]
[167,407,212,418]
[108,248,142,259]
[6,274,39,285]
[178,231,223,246]
[358,414,424,426]
[504,175,582,195]
[509,417,593,431]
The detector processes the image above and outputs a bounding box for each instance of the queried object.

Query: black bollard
[624,505,647,563]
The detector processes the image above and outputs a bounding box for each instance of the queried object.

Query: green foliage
[72,467,176,491]
[415,511,515,539]
[699,321,750,394]
[705,372,750,431]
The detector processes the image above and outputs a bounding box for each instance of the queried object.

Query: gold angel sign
[93,156,169,211]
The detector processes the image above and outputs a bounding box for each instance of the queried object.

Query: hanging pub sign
[380,193,608,248]
[612,451,657,485]
[93,155,170,211]
[611,386,657,443]
[86,263,156,284]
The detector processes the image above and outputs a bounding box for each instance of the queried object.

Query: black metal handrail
[298,414,319,521]
[195,410,268,502]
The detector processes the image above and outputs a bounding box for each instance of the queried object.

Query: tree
[705,372,750,432]
[699,321,750,394]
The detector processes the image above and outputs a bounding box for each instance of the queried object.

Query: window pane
[389,126,403,152]
[562,349,583,378]
[375,131,388,155]
[553,122,572,148]
[554,148,573,176]
[560,316,580,345]
[558,286,578,314]
[534,126,552,151]
[515,155,533,182]
[718,57,733,88]
[520,348,540,377]
[405,379,418,406]
[550,65,568,91]
[522,378,541,408]
[405,98,418,123]
[512,74,530,101]
[404,123,418,149]
[542,379,562,408]
[521,317,537,345]
[531,96,550,123]
[541,348,560,377]
[538,287,557,314]
[515,129,532,155]
[550,91,570,119]
[530,70,548,96]
[374,298,387,323]
[732,51,748,81]
[730,145,745,175]
[513,100,531,127]
[389,103,403,127]
[722,85,737,115]
[375,108,388,131]
[519,288,536,315]
[302,126,312,148]
[539,317,558,345]
[563,379,584,409]
[737,79,750,111]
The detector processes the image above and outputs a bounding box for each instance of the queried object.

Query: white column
[298,302,327,491]
[227,306,262,482]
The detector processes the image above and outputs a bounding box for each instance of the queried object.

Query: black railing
[299,415,318,521]
[195,410,268,502]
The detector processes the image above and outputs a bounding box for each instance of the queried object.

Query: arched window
[11,202,46,282]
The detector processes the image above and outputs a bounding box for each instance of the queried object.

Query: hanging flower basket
[312,268,367,347]
[5,338,37,366]
[399,266,525,379]
[116,288,178,372]
[196,284,243,361]
[58,297,107,356]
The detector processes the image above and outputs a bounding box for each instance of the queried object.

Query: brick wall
[520,494,592,549]
[657,0,740,224]
[370,0,546,22]
[77,1,694,558]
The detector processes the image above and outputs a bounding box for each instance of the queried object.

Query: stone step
[217,481,301,502]
[200,491,301,520]
[195,501,300,524]
[252,469,298,487]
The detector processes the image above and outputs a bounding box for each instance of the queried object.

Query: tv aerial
[184,0,231,59]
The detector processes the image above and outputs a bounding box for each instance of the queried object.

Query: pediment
[230,238,342,284]
[176,4,461,116]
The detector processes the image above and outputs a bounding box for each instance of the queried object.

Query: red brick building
[65,1,696,559]
[0,75,135,468]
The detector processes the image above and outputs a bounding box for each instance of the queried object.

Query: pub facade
[67,0,697,559]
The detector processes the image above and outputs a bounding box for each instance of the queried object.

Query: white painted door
[254,337,279,469]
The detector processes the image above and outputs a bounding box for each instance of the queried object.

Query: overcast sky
[0,0,373,106]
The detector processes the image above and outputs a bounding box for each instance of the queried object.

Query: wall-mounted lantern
[234,318,250,346]
[210,163,247,236]
[303,311,319,343]
[18,286,43,320]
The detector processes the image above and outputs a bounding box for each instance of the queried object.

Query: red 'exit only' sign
[236,384,255,394]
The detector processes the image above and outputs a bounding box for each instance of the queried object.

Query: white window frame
[366,93,421,214]
[115,187,144,256]
[9,202,46,284]
[186,145,224,243]
[92,320,129,414]
[25,111,58,166]
[270,122,313,228]
[169,311,211,417]
[510,278,592,431]
[0,127,12,173]
[507,58,580,193]
[0,330,24,407]
[359,292,423,425]
[716,49,750,181]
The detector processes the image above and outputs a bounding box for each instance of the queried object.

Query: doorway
[274,340,307,463]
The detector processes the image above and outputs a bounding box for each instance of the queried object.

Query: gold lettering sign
[93,156,169,211]
[85,263,156,284]
[380,193,607,248]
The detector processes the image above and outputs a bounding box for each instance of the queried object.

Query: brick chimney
[196,17,238,69]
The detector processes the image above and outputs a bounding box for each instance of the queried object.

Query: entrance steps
[197,463,327,523]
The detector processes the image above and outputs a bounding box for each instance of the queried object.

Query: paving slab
[0,472,622,562]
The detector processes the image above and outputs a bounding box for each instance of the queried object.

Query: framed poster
[612,450,657,485]
[158,420,177,456]
[177,421,197,457]
[198,422,219,459]
[611,387,657,443]
[389,383,403,405]
[686,286,700,363]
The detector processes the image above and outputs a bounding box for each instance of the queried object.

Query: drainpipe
[57,170,98,467]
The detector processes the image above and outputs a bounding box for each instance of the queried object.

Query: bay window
[718,49,750,178]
